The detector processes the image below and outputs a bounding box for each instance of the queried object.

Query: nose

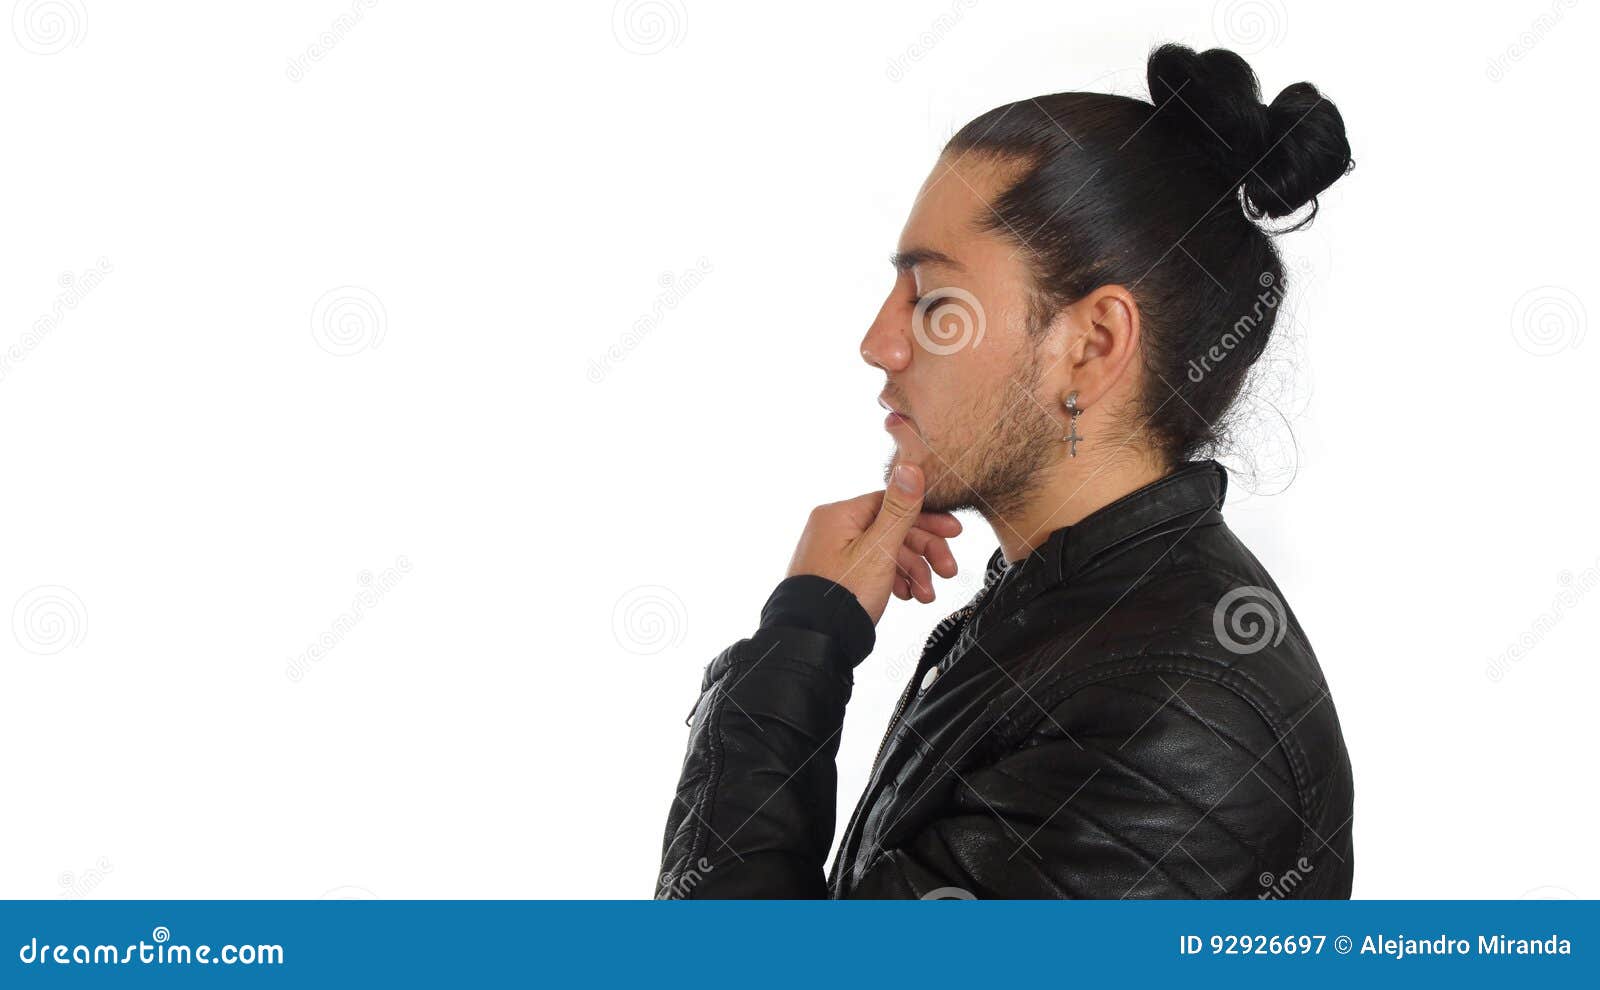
[860,299,911,373]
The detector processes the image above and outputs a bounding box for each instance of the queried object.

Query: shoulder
[1023,669,1305,893]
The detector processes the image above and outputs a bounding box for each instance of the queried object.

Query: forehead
[898,154,1029,274]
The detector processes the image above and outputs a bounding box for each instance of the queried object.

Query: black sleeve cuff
[758,574,876,668]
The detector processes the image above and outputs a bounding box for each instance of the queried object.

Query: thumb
[862,463,925,556]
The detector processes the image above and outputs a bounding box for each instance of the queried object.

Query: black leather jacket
[658,461,1353,898]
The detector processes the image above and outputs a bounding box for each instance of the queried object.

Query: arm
[656,575,873,899]
[656,463,960,898]
[843,672,1304,899]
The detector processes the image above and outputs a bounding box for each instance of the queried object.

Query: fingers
[904,527,958,579]
[915,512,962,538]
[895,545,935,604]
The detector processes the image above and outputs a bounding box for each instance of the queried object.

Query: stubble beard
[885,346,1060,525]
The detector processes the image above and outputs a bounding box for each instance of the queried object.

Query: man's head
[860,44,1353,525]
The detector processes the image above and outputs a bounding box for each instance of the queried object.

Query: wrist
[758,574,876,667]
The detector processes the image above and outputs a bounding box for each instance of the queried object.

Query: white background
[2,0,1594,900]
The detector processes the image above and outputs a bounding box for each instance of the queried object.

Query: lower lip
[885,411,910,430]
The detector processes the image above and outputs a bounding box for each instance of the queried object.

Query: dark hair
[944,43,1353,464]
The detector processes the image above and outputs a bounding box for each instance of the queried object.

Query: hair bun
[1146,43,1352,226]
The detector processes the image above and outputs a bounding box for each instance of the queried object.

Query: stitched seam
[996,657,1317,863]
[678,651,739,889]
[1097,679,1297,793]
[1071,511,1223,578]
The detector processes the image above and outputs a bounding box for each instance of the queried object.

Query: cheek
[917,350,1008,437]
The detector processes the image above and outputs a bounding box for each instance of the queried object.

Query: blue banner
[3,900,1594,986]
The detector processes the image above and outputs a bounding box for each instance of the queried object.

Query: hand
[785,463,962,625]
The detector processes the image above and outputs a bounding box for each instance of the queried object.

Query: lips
[879,392,915,432]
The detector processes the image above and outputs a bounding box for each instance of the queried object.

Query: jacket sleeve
[842,671,1305,899]
[656,574,876,899]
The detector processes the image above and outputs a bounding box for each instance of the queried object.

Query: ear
[1054,284,1142,409]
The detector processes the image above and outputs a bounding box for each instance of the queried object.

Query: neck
[987,454,1172,565]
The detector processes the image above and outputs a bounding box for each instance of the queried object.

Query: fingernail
[892,464,917,493]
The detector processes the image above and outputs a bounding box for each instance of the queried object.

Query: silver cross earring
[1064,390,1083,457]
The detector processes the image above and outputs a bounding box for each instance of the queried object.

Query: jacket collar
[972,460,1230,630]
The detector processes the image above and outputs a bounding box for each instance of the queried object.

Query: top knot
[1146,43,1352,228]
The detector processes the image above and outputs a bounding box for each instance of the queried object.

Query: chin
[920,488,975,515]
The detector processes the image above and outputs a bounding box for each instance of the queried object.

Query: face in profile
[861,155,1066,520]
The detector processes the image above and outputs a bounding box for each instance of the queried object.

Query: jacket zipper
[834,562,1010,891]
[864,597,982,779]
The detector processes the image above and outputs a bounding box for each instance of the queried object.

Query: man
[658,48,1354,898]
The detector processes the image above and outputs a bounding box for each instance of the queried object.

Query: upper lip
[878,393,907,417]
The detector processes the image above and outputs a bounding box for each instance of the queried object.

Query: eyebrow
[889,247,966,273]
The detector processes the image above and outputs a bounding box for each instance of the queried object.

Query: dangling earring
[1063,390,1083,457]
